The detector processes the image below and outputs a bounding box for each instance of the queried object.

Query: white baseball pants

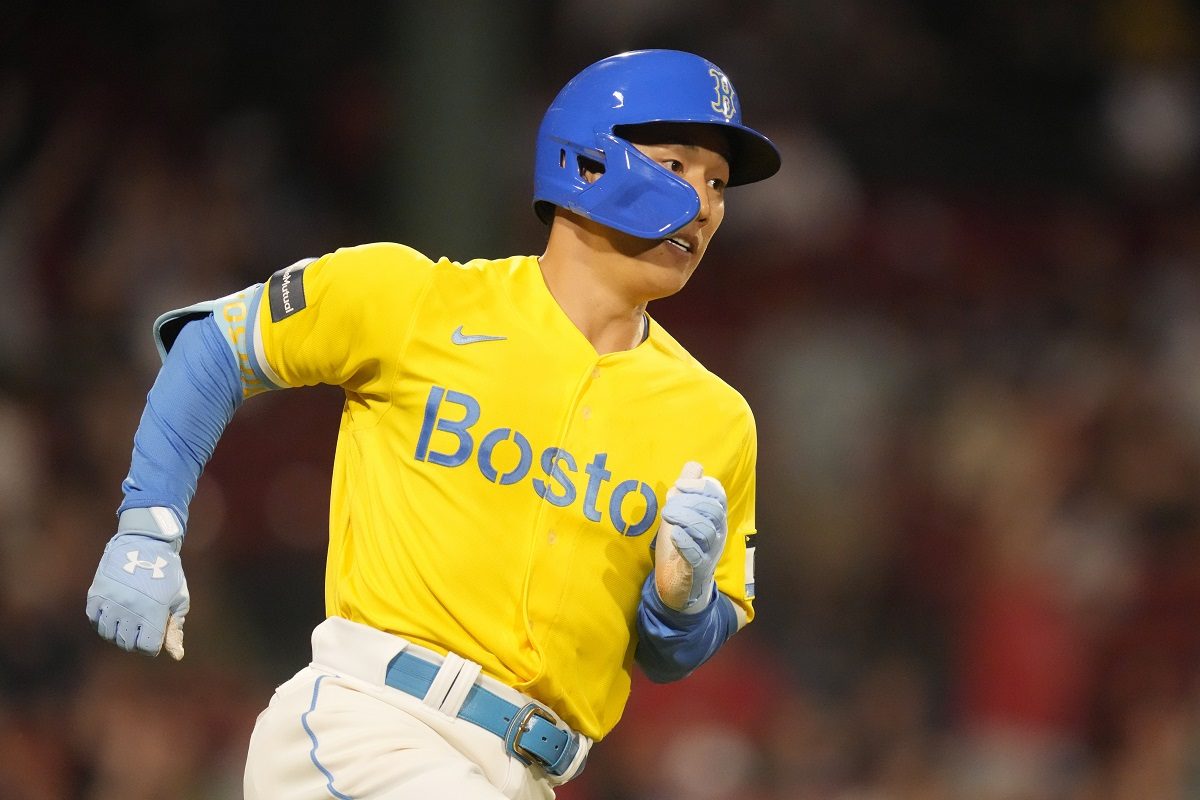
[243,618,588,799]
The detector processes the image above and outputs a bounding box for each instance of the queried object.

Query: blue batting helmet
[533,49,781,239]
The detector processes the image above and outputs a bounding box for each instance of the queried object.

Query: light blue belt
[384,650,580,777]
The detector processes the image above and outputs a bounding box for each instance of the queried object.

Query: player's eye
[663,159,684,173]
[708,177,727,193]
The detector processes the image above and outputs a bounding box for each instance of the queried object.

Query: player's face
[601,124,732,298]
[632,133,729,258]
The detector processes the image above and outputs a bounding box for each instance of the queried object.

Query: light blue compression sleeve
[118,316,242,529]
[634,574,739,683]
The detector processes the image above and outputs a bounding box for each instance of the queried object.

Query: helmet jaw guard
[533,50,780,239]
[543,133,702,239]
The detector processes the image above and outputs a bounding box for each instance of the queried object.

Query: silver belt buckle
[506,702,560,768]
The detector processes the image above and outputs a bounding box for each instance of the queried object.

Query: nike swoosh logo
[451,325,507,345]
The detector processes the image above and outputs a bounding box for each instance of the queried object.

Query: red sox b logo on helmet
[709,68,736,121]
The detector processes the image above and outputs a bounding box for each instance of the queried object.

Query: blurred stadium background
[5,1,1200,797]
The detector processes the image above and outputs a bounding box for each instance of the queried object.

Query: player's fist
[654,462,728,613]
[86,508,189,660]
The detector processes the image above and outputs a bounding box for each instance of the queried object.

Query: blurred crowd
[4,1,1200,798]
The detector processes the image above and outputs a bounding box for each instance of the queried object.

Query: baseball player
[86,49,779,799]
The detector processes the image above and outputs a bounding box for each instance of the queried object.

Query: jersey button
[581,406,591,419]
[591,368,601,380]
[547,530,557,544]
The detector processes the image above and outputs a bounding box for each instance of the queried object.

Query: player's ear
[578,155,604,185]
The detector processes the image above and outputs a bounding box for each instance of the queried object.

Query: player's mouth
[664,235,696,254]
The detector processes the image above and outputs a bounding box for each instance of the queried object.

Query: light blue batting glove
[86,507,189,660]
[654,462,728,613]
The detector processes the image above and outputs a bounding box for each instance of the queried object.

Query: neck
[538,216,652,356]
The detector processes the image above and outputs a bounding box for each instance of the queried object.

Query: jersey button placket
[581,364,599,421]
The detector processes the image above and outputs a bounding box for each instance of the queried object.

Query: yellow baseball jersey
[249,242,756,739]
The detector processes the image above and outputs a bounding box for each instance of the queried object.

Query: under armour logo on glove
[123,550,167,579]
[87,522,190,660]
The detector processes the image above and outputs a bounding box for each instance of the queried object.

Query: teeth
[667,237,691,252]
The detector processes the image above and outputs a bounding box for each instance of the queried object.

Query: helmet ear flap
[539,134,701,239]
[584,135,702,239]
[534,142,608,225]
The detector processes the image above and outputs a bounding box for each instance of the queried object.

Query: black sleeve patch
[268,258,316,322]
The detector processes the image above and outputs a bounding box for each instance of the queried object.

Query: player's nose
[694,180,712,225]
